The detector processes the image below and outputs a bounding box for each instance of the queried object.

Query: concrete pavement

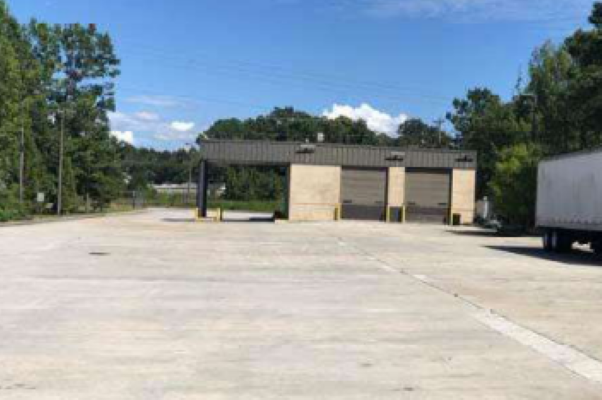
[1,209,601,399]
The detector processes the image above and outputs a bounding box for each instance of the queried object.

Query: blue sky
[8,0,594,149]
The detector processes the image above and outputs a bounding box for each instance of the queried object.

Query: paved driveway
[1,209,602,399]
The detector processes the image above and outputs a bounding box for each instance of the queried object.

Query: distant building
[152,183,196,195]
[197,140,478,224]
[152,183,225,198]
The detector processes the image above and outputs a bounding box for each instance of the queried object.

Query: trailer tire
[553,231,572,254]
[543,231,553,252]
[550,231,559,252]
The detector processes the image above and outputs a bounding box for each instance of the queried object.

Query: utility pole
[18,60,27,206]
[434,117,445,147]
[57,109,65,216]
[187,163,193,205]
[19,109,25,205]
[185,143,196,205]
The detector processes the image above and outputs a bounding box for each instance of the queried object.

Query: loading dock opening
[197,140,477,225]
[341,168,387,221]
[405,169,451,224]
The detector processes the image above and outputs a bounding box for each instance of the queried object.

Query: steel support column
[196,161,209,218]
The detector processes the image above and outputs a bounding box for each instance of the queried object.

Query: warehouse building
[197,140,477,224]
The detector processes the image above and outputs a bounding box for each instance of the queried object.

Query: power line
[118,38,455,98]
[118,84,272,111]
[123,50,452,106]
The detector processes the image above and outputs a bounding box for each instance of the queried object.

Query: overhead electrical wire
[116,39,455,106]
[118,38,453,98]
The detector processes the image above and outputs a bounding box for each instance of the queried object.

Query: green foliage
[0,1,123,220]
[222,166,285,201]
[202,107,396,146]
[0,185,27,221]
[564,9,602,150]
[524,42,574,153]
[490,144,542,227]
[449,2,602,228]
[448,88,531,198]
[120,144,197,189]
[397,118,453,148]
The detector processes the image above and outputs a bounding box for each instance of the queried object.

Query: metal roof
[199,140,477,170]
[540,146,602,164]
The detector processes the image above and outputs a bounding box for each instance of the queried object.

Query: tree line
[0,0,123,220]
[447,4,602,227]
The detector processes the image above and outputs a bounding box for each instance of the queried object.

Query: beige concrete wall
[387,167,406,208]
[288,164,341,222]
[451,169,477,225]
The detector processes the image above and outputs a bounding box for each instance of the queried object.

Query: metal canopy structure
[198,140,477,170]
[196,140,478,220]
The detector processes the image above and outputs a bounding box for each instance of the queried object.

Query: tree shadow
[486,245,602,267]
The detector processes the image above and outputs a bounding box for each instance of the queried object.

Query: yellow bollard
[385,206,391,223]
[401,205,407,224]
[334,204,342,221]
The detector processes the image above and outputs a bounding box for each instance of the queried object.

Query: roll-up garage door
[341,168,387,221]
[405,169,451,224]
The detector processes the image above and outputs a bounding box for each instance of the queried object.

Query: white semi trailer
[536,148,602,253]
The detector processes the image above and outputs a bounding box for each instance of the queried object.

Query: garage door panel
[341,168,386,221]
[406,169,451,224]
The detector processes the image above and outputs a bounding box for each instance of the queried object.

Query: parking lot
[2,208,602,399]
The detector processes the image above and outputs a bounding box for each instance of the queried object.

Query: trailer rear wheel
[543,231,553,252]
[552,231,572,253]
[550,231,559,252]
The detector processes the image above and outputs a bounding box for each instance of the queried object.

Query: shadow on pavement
[161,217,274,223]
[449,229,540,239]
[448,230,500,237]
[222,217,274,223]
[486,245,602,267]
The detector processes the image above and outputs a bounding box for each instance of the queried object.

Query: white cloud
[109,111,147,132]
[154,131,198,142]
[109,111,199,146]
[323,103,408,136]
[111,130,135,145]
[126,95,184,108]
[135,111,160,121]
[336,0,590,24]
[170,121,195,132]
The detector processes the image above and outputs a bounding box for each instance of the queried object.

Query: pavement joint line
[473,309,602,385]
[335,234,602,387]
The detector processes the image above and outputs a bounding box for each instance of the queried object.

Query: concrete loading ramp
[197,140,477,224]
